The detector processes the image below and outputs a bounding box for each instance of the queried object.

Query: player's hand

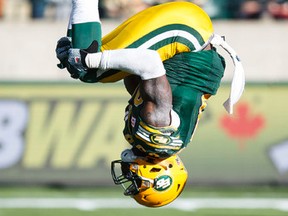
[66,48,89,79]
[55,37,72,69]
[66,40,99,81]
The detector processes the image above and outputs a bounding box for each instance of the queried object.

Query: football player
[56,0,245,207]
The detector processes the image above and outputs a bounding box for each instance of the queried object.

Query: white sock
[70,0,100,25]
[85,49,166,80]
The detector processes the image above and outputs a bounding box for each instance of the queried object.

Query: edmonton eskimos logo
[154,175,172,191]
[150,134,171,145]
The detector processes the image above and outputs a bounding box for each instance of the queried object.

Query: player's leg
[64,1,214,83]
[97,1,214,83]
[102,1,214,56]
[68,0,102,50]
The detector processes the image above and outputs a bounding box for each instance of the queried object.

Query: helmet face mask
[111,155,188,207]
[111,160,153,196]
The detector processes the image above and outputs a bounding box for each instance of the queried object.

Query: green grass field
[0,186,287,216]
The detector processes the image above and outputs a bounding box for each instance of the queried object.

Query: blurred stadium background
[0,0,288,215]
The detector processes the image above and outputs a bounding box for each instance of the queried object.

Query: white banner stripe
[0,198,287,211]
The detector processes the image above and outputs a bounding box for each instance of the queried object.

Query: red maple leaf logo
[220,102,265,149]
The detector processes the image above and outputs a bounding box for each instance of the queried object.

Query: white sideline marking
[0,198,288,211]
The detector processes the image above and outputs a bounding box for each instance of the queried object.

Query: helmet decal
[154,175,172,191]
[150,134,172,145]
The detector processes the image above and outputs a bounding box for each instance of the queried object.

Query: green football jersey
[164,48,225,145]
[123,48,225,158]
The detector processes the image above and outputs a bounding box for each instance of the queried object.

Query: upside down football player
[56,0,245,207]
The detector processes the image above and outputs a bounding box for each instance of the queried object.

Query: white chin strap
[211,34,245,114]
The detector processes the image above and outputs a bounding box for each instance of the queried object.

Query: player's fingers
[56,45,70,61]
[56,37,71,47]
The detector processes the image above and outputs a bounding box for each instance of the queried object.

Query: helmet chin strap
[211,34,245,114]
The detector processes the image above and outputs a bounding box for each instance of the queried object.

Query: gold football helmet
[111,151,188,207]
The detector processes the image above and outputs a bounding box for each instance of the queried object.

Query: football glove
[55,37,72,69]
[66,40,99,80]
[67,48,89,79]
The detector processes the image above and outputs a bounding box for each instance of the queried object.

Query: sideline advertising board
[0,83,287,185]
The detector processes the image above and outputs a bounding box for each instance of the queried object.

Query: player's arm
[124,75,141,95]
[139,74,172,127]
[67,47,172,127]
